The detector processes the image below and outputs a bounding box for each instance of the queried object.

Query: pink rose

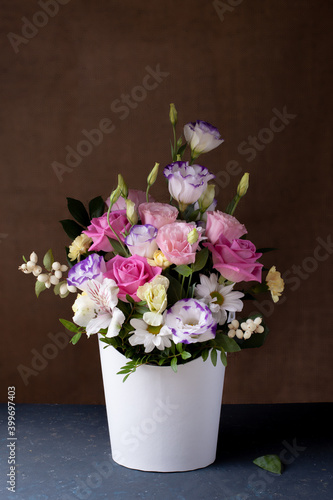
[206,211,247,244]
[138,202,178,229]
[204,235,263,283]
[104,255,162,302]
[106,189,154,211]
[83,211,131,252]
[156,222,201,266]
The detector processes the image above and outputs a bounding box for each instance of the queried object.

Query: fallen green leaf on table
[253,454,282,474]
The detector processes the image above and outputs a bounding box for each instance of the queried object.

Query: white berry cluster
[18,252,76,296]
[227,317,264,340]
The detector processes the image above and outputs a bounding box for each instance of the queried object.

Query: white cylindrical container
[98,339,226,472]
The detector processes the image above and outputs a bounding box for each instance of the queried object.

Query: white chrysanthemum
[194,273,244,325]
[129,318,173,353]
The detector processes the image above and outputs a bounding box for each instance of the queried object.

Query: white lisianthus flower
[194,273,244,325]
[72,278,125,338]
[164,298,217,344]
[183,120,224,155]
[129,318,173,353]
[125,224,158,259]
[136,276,169,326]
[163,161,215,209]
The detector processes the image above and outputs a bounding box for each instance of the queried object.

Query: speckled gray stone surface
[0,403,332,500]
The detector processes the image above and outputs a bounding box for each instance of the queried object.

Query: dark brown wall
[1,0,332,404]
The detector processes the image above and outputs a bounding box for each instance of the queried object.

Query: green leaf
[177,143,187,158]
[253,455,282,475]
[215,333,241,352]
[43,248,54,271]
[202,348,209,362]
[60,219,84,240]
[125,294,135,304]
[59,318,81,333]
[70,332,82,345]
[171,357,178,373]
[134,304,149,315]
[89,196,105,219]
[22,255,27,263]
[174,265,192,277]
[176,343,183,353]
[192,248,209,273]
[164,273,184,304]
[210,349,217,366]
[250,283,269,294]
[35,280,46,298]
[220,349,227,367]
[181,351,191,360]
[67,197,90,227]
[108,237,127,257]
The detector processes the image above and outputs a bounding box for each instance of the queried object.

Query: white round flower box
[98,337,226,472]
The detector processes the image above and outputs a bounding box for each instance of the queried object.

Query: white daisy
[194,273,244,325]
[129,318,173,353]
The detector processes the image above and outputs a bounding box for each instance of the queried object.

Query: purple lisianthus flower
[67,253,106,291]
[184,120,224,155]
[125,224,158,259]
[164,161,215,208]
[164,298,217,344]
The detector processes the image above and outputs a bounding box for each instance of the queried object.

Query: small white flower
[129,318,173,353]
[194,273,244,325]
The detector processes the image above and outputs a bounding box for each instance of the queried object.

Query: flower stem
[106,201,129,256]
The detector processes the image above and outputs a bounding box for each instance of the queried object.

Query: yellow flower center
[148,325,162,335]
[210,291,224,305]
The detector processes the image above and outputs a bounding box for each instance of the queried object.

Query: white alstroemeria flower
[129,318,173,353]
[194,273,244,325]
[72,278,125,338]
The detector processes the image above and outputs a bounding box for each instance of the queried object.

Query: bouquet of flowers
[19,104,284,380]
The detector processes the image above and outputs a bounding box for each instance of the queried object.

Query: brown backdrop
[1,0,332,404]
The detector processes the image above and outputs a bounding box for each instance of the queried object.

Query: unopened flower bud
[118,174,128,198]
[243,331,251,340]
[231,319,239,329]
[236,329,244,339]
[256,325,264,333]
[125,199,138,226]
[45,281,52,289]
[60,283,68,295]
[60,265,68,272]
[169,103,178,126]
[187,227,199,245]
[237,172,250,198]
[254,317,262,325]
[54,270,62,279]
[52,262,61,271]
[109,185,122,208]
[147,162,159,187]
[67,285,77,293]
[228,329,236,338]
[30,252,38,263]
[198,184,215,212]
